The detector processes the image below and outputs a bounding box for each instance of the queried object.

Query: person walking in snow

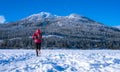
[32,29,42,56]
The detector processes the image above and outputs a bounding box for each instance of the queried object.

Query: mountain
[0,12,120,49]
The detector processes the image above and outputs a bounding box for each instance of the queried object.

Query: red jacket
[32,29,42,43]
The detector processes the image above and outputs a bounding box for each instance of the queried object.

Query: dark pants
[35,43,41,56]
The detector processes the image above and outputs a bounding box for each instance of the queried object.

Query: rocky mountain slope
[0,12,120,49]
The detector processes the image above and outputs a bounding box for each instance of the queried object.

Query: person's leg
[38,43,41,54]
[36,43,39,56]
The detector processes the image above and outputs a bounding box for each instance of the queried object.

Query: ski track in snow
[0,49,120,72]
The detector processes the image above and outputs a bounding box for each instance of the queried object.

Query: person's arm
[32,33,36,40]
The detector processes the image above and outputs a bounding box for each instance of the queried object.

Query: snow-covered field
[0,49,120,72]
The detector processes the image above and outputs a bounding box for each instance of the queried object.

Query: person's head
[36,29,41,33]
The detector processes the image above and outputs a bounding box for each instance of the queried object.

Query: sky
[0,0,120,26]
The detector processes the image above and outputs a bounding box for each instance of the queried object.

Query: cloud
[0,16,6,23]
[115,25,120,29]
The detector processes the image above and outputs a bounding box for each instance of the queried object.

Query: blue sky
[0,0,120,26]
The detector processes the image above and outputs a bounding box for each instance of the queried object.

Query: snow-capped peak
[68,13,96,23]
[22,12,57,22]
[68,13,90,21]
[29,12,53,18]
[68,13,82,19]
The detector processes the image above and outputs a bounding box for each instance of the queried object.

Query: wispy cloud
[0,15,6,23]
[114,25,120,29]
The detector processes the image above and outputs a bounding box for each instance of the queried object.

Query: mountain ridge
[0,12,120,49]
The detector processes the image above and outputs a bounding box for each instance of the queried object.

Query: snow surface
[0,49,120,72]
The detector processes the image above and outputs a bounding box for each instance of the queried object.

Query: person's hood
[36,29,41,34]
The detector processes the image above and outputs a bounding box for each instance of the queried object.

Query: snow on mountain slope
[21,12,56,22]
[19,12,100,26]
[0,49,120,72]
[68,13,94,22]
[42,34,63,38]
